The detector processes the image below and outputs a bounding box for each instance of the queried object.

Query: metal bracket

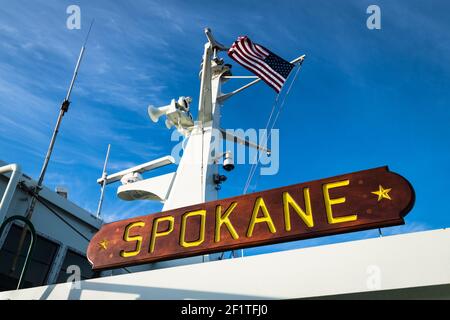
[220,129,271,155]
[217,54,306,103]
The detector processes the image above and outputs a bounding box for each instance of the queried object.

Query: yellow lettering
[247,197,276,237]
[215,202,239,242]
[120,221,145,258]
[180,210,206,247]
[283,189,314,231]
[149,216,174,253]
[322,180,357,224]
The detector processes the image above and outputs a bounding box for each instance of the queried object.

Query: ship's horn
[148,104,172,123]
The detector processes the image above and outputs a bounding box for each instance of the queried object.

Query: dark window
[56,249,98,284]
[0,224,59,291]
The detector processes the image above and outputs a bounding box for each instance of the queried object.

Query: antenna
[66,19,94,102]
[96,144,111,218]
[26,18,95,219]
[204,27,228,51]
[10,21,95,274]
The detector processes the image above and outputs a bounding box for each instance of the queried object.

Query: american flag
[228,36,294,93]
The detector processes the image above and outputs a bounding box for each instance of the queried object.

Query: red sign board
[87,166,414,270]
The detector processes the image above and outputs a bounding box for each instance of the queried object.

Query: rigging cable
[35,194,132,274]
[17,183,132,273]
[242,89,281,195]
[223,60,304,261]
[242,60,304,195]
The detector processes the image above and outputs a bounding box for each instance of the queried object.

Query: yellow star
[371,185,392,202]
[98,239,109,250]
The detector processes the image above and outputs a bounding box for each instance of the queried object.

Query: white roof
[0,159,102,229]
[1,228,449,299]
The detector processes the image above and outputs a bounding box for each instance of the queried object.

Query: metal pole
[218,54,306,103]
[11,21,94,274]
[26,20,93,220]
[0,164,22,224]
[0,215,36,290]
[96,144,111,218]
[378,228,383,237]
[222,76,258,79]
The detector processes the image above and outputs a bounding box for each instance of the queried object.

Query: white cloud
[101,200,162,223]
[0,1,186,180]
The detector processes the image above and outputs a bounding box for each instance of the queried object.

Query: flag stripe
[254,43,270,57]
[228,36,294,93]
[229,51,282,92]
[236,42,285,86]
[241,40,266,60]
[229,51,281,92]
[232,43,283,87]
[238,45,285,84]
[231,49,283,90]
[244,38,267,59]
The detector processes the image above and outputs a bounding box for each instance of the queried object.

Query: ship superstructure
[0,28,449,300]
[0,159,101,290]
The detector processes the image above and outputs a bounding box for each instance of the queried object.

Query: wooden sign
[87,166,415,270]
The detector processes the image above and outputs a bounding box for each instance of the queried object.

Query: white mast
[97,28,298,268]
[162,28,229,211]
[98,28,302,209]
[148,29,230,267]
[96,28,231,268]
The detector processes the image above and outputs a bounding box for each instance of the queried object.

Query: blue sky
[0,0,449,256]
